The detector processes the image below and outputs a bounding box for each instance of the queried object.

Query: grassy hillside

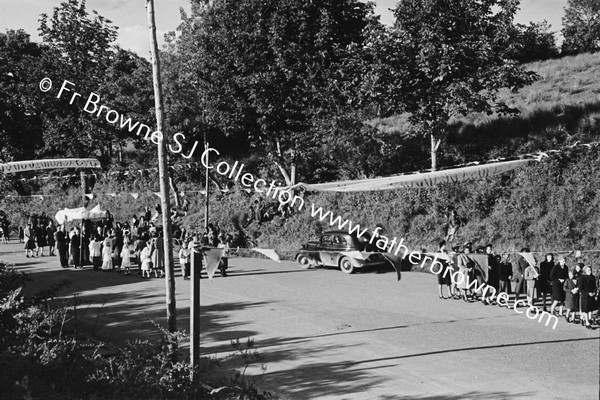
[372,52,600,166]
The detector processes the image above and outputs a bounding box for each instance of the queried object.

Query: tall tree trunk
[169,168,180,208]
[430,133,441,171]
[146,0,177,358]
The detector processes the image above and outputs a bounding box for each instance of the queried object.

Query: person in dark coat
[538,253,555,312]
[46,221,56,256]
[54,225,69,268]
[563,269,579,323]
[498,254,512,304]
[578,266,597,329]
[550,257,569,316]
[436,241,454,299]
[70,228,81,268]
[35,224,47,256]
[24,223,36,257]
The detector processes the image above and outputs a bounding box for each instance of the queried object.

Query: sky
[0,0,569,58]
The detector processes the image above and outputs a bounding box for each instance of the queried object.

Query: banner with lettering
[0,158,101,173]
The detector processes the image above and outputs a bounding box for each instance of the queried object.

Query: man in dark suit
[54,225,69,268]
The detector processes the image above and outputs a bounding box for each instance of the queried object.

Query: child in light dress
[178,243,190,280]
[140,242,154,278]
[121,236,132,275]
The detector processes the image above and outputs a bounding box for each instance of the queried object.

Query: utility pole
[203,104,209,232]
[204,136,210,232]
[146,0,177,350]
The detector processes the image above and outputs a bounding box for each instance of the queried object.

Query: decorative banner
[291,159,535,192]
[204,248,225,280]
[519,252,537,268]
[0,158,101,173]
[251,248,281,262]
[130,193,139,199]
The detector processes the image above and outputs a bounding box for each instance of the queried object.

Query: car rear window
[320,235,333,244]
[333,235,348,246]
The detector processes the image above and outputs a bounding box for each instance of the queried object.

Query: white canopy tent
[54,204,107,224]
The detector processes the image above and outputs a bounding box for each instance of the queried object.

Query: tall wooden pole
[204,137,209,232]
[190,249,201,383]
[80,171,85,266]
[146,0,177,344]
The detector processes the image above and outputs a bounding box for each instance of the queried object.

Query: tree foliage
[0,30,45,162]
[509,21,559,63]
[391,0,538,170]
[562,0,600,55]
[171,0,378,184]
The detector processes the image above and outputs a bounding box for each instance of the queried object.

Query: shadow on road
[345,336,600,365]
[378,391,534,399]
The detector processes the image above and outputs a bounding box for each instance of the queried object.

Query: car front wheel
[339,257,354,274]
[297,254,312,269]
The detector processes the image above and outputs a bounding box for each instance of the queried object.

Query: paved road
[2,243,599,399]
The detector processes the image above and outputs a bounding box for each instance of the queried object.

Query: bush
[0,262,270,400]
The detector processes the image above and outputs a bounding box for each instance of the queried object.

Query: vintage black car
[295,230,389,274]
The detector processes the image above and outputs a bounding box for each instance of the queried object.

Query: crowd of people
[13,206,232,280]
[434,241,600,329]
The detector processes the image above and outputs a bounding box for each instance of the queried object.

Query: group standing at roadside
[15,208,233,281]
[435,241,600,329]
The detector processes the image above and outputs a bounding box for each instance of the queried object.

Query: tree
[38,0,120,161]
[562,0,600,55]
[510,21,559,63]
[99,48,155,162]
[0,30,45,162]
[392,0,537,170]
[171,0,376,185]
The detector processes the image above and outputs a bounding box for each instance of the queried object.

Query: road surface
[2,243,598,399]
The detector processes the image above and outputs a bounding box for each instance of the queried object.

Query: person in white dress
[101,237,113,271]
[121,236,132,275]
[140,242,154,278]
